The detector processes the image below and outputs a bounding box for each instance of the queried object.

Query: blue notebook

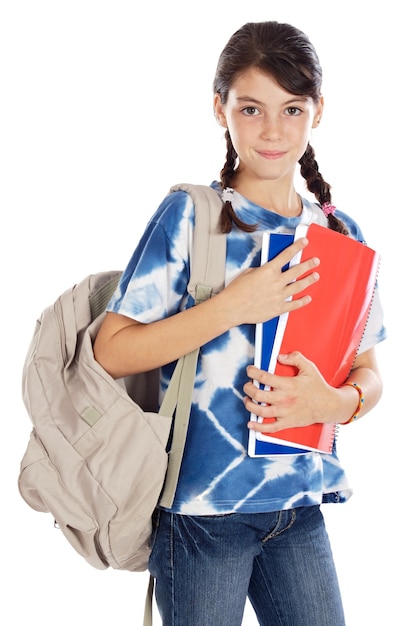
[248,231,307,457]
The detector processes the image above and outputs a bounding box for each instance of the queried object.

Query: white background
[1,1,413,624]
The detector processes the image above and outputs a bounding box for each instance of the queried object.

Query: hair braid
[219,131,257,233]
[299,144,349,235]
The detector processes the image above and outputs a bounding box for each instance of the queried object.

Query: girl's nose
[260,116,282,141]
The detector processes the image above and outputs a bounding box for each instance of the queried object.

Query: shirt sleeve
[106,190,195,323]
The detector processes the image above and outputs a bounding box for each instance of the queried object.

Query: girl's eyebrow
[236,95,309,106]
[236,96,265,105]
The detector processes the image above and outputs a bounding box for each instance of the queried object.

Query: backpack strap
[159,184,225,509]
[170,183,225,299]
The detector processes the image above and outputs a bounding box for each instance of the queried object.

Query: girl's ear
[312,95,324,129]
[213,93,227,128]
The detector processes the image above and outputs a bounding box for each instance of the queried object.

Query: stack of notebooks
[248,222,380,457]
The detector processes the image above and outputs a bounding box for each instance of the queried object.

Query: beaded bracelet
[341,382,364,424]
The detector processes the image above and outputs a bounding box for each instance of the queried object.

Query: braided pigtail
[219,131,257,234]
[299,143,349,235]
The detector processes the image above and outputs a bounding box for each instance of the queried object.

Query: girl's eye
[285,106,302,116]
[242,106,260,116]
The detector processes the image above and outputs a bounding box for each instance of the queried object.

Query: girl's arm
[94,237,320,378]
[244,347,383,431]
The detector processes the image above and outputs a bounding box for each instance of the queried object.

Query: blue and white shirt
[107,182,386,515]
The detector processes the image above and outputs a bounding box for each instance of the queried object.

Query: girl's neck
[232,179,302,217]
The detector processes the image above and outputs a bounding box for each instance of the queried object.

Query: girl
[94,21,385,626]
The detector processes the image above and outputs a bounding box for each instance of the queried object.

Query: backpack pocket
[18,430,110,570]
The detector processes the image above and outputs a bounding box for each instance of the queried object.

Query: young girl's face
[214,67,323,188]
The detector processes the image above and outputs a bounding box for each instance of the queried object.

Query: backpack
[18,183,225,574]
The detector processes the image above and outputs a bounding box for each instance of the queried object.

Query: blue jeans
[148,505,345,626]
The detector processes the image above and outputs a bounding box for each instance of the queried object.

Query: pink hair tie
[322,202,336,217]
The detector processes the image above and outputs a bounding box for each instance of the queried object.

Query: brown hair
[213,21,348,235]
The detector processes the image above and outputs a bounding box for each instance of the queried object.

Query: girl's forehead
[229,68,313,103]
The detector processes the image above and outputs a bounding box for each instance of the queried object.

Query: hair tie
[221,187,234,203]
[322,202,336,217]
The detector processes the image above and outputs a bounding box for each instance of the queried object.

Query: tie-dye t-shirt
[107,182,386,515]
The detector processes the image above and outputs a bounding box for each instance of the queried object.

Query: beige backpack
[18,184,225,576]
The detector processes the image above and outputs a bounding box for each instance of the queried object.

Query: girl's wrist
[339,382,364,424]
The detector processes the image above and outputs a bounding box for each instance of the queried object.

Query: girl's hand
[243,352,339,433]
[94,238,321,378]
[219,237,320,327]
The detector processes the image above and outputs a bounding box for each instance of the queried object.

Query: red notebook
[249,223,380,455]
